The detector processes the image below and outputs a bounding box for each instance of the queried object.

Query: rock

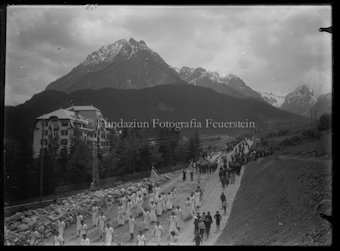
[5,217,12,224]
[25,210,32,217]
[94,191,104,197]
[8,222,20,231]
[37,226,45,233]
[21,218,31,224]
[19,234,26,241]
[27,220,37,230]
[17,224,29,232]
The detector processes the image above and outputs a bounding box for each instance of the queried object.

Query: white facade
[32,106,113,158]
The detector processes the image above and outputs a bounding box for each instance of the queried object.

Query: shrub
[277,128,290,136]
[302,129,321,139]
[266,132,277,138]
[318,113,332,131]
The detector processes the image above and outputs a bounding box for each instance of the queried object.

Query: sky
[6,5,332,106]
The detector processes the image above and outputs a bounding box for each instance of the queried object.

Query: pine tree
[66,139,93,184]
[194,130,202,157]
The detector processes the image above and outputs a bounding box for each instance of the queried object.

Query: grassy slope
[216,131,332,246]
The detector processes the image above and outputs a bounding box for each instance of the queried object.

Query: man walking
[204,212,213,239]
[193,214,200,236]
[214,211,222,233]
[193,232,203,246]
[198,219,206,239]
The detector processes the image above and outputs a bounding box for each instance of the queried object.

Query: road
[41,137,253,246]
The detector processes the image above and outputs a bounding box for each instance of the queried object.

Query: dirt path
[41,138,252,246]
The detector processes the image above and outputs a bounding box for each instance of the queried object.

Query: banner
[151,166,159,180]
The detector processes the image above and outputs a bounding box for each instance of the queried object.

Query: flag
[151,166,159,180]
[187,159,193,170]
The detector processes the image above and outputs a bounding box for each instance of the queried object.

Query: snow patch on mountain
[259,92,286,108]
[83,38,157,66]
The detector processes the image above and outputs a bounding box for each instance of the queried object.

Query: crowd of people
[38,135,253,246]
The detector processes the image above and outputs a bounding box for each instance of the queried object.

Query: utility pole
[315,109,318,133]
[91,120,100,190]
[310,109,313,129]
[40,118,45,206]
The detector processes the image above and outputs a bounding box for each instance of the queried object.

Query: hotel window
[61,139,68,145]
[42,120,48,126]
[61,121,68,127]
[60,149,67,155]
[44,130,48,136]
[40,139,48,145]
[61,130,68,136]
[52,121,58,127]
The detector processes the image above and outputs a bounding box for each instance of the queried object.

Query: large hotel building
[32,105,116,158]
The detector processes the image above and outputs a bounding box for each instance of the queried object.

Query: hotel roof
[37,109,88,124]
[65,105,100,111]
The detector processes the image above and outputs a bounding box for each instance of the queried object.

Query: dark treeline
[4,124,204,204]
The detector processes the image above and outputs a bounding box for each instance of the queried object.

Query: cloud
[5,5,332,105]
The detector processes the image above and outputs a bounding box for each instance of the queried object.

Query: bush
[261,138,269,147]
[302,129,321,139]
[266,132,277,138]
[277,128,290,136]
[318,113,332,131]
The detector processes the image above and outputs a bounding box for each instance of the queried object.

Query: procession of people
[42,135,253,246]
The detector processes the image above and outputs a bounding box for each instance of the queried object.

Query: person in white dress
[79,220,87,241]
[175,206,182,231]
[153,221,163,245]
[92,203,99,227]
[104,223,114,246]
[194,190,201,209]
[168,212,178,236]
[136,231,146,246]
[168,231,179,246]
[154,184,161,200]
[190,193,196,216]
[57,219,65,238]
[106,199,113,221]
[128,215,136,239]
[182,198,193,220]
[98,211,106,238]
[149,201,157,223]
[141,186,147,198]
[171,187,177,206]
[136,195,144,216]
[156,195,163,216]
[125,199,132,221]
[117,203,125,226]
[131,193,137,209]
[166,192,173,210]
[53,231,64,246]
[149,191,155,210]
[143,209,150,230]
[120,196,127,210]
[76,212,84,237]
[161,193,167,212]
[80,234,90,246]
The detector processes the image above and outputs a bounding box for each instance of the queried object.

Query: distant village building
[32,105,116,158]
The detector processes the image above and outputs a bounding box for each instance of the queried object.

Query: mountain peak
[281,84,318,116]
[129,37,138,43]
